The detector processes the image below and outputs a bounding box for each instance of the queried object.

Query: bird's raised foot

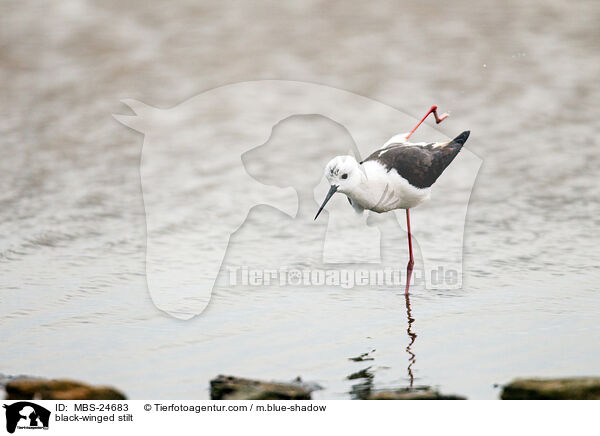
[430,105,449,124]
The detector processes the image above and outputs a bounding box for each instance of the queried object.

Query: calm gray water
[1,0,599,399]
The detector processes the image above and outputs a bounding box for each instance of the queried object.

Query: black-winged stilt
[314,106,470,293]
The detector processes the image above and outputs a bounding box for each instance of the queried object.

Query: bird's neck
[345,165,384,209]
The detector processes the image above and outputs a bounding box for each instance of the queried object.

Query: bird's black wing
[361,131,470,188]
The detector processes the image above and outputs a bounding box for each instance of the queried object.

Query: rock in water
[210,375,312,400]
[5,378,126,400]
[501,377,600,400]
[366,386,466,400]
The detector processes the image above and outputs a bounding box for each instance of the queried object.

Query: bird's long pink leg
[405,209,414,295]
[403,105,447,293]
[405,105,449,140]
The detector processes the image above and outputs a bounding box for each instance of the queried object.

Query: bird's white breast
[349,160,431,212]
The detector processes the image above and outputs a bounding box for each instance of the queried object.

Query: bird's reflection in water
[347,292,419,399]
[405,292,417,388]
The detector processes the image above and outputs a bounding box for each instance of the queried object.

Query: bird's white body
[320,132,433,215]
[315,128,468,221]
[346,159,431,213]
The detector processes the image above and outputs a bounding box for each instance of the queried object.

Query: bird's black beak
[314,185,338,220]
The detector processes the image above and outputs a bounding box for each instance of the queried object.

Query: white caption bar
[1,400,595,435]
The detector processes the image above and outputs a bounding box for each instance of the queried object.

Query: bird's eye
[341,173,348,179]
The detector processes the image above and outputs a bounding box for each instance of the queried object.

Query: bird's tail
[426,130,471,186]
[439,130,470,158]
[451,130,470,147]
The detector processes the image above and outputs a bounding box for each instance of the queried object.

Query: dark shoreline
[4,374,600,400]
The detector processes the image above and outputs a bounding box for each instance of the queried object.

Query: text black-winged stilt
[314,106,470,293]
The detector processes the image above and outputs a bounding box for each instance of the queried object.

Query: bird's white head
[314,155,362,220]
[324,155,362,193]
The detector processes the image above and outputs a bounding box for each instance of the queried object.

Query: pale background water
[1,0,599,399]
